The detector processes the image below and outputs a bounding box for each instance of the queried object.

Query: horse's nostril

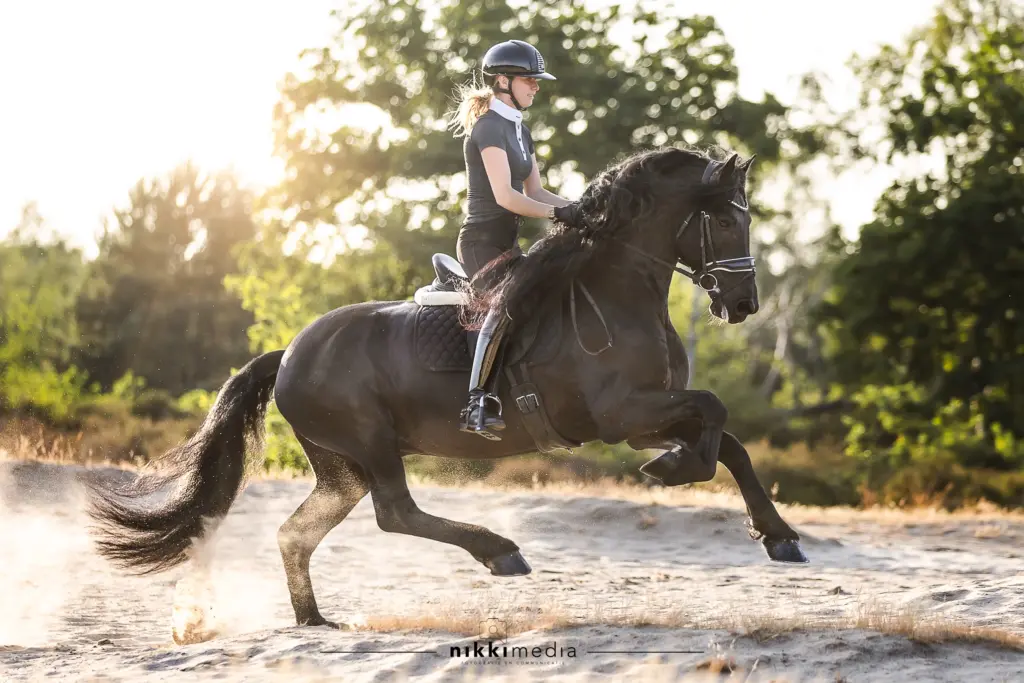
[736,299,756,316]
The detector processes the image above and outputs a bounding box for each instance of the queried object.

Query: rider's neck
[493,93,518,110]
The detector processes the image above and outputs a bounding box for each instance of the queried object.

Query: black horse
[87,146,807,630]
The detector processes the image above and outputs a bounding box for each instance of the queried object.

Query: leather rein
[570,158,755,355]
[614,158,755,295]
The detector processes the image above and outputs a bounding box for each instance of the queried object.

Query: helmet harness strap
[493,75,525,111]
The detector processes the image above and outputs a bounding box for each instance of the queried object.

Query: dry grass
[7,427,1024,526]
[717,605,1024,650]
[0,416,195,468]
[694,655,737,674]
[0,432,85,464]
[852,603,1024,649]
[356,600,1024,652]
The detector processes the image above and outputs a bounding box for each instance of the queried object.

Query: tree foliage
[6,0,1022,506]
[75,163,257,396]
[815,0,1024,472]
[0,205,88,418]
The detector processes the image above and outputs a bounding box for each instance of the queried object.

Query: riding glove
[553,202,585,229]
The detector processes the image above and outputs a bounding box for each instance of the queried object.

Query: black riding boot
[460,308,510,439]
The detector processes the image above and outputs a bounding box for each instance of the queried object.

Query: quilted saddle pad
[414,305,472,371]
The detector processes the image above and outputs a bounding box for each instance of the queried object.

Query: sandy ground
[1,459,1023,682]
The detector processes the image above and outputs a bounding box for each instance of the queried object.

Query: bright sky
[0,0,940,255]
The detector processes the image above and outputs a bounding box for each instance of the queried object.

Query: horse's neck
[581,248,675,315]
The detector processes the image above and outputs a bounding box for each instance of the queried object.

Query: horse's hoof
[299,615,351,630]
[763,538,809,564]
[483,551,532,576]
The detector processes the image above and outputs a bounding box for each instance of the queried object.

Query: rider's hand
[553,202,585,229]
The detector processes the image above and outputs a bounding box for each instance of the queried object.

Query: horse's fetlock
[690,461,717,483]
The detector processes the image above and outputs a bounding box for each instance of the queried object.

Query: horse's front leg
[596,388,728,482]
[628,423,808,563]
[626,421,716,486]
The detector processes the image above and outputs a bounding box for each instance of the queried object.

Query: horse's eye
[717,217,729,227]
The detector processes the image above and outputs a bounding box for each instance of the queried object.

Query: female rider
[448,39,584,439]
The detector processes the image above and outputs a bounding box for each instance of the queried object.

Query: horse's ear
[739,154,757,172]
[716,153,739,183]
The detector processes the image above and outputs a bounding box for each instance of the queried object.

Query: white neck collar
[489,97,522,122]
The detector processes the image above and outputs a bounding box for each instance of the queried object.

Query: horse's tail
[86,350,285,575]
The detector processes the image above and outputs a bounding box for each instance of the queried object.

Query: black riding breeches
[456,216,524,293]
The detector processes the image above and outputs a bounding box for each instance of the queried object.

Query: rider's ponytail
[448,79,494,138]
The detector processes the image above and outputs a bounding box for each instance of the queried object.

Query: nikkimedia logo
[448,617,577,665]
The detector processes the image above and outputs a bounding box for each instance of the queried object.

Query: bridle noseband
[615,158,756,295]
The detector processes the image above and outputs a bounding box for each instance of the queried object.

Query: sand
[1,458,1023,682]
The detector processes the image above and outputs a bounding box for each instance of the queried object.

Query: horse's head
[505,147,758,329]
[581,147,757,323]
[585,148,758,323]
[673,152,758,324]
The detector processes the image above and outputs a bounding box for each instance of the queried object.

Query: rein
[615,158,755,294]
[569,158,756,355]
[570,280,613,355]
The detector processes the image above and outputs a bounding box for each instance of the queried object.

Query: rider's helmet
[481,40,556,110]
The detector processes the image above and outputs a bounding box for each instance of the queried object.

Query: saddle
[413,254,469,308]
[413,254,561,371]
[413,253,577,454]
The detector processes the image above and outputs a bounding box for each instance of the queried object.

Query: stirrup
[459,393,505,439]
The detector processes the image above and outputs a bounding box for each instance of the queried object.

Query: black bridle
[615,159,756,295]
[569,158,755,355]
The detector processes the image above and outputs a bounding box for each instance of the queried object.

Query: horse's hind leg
[365,446,530,577]
[278,435,369,627]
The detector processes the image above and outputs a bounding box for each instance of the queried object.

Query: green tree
[815,0,1024,472]
[76,164,257,396]
[0,205,88,418]
[237,0,822,363]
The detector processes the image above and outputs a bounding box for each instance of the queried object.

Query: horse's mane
[462,145,742,325]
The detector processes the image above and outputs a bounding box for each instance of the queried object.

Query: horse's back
[274,300,414,421]
[272,297,565,459]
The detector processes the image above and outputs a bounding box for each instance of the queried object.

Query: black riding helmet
[482,40,556,110]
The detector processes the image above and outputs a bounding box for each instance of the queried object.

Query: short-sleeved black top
[461,109,535,243]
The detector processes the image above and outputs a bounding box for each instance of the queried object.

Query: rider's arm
[480,146,558,219]
[524,154,572,207]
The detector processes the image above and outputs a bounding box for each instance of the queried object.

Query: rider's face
[502,76,540,107]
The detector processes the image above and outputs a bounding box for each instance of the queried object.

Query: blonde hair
[447,78,495,138]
